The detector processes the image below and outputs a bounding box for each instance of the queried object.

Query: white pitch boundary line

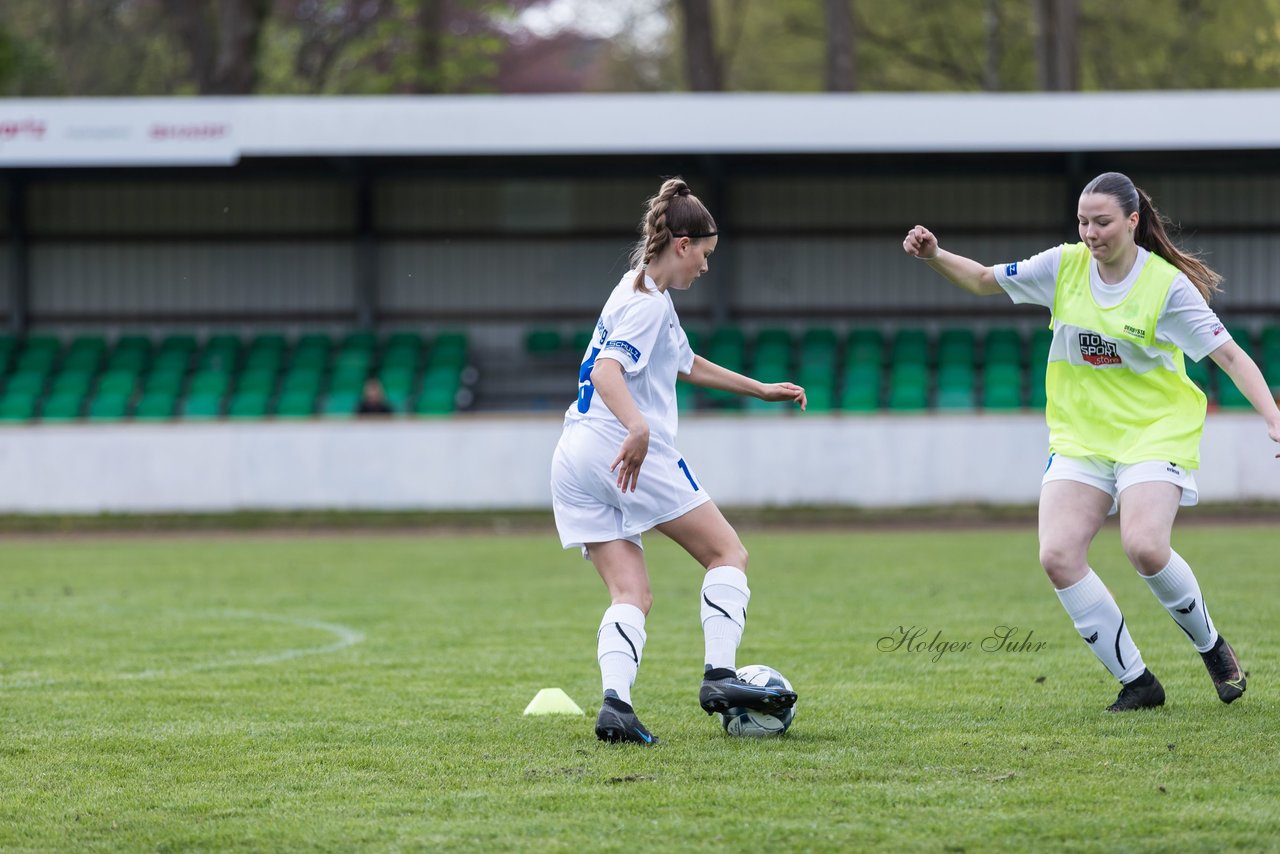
[0,609,366,690]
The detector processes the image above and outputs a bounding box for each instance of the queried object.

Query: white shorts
[551,419,711,554]
[1042,453,1199,515]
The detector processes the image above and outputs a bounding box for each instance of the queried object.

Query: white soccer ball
[719,664,796,737]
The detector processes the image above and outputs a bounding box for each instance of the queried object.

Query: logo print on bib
[1079,333,1122,366]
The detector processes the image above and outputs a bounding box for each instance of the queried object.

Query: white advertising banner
[7,92,1280,167]
[0,414,1275,514]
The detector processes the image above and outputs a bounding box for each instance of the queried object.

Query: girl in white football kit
[904,171,1280,712]
[552,177,805,744]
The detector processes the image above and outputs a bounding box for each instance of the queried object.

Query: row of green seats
[0,330,470,422]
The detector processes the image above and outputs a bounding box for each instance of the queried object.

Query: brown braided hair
[630,177,718,292]
[1082,171,1223,301]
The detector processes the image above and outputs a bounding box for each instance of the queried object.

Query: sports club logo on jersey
[605,339,641,362]
[1079,332,1122,366]
[1005,262,1018,276]
[1211,322,1224,337]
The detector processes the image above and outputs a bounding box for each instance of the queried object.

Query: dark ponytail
[1082,171,1222,301]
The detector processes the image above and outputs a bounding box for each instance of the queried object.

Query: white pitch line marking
[0,609,366,690]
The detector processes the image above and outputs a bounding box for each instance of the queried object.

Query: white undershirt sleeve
[991,245,1063,309]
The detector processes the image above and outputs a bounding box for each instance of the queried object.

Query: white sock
[597,603,646,706]
[1055,569,1145,683]
[701,565,750,671]
[1143,550,1218,653]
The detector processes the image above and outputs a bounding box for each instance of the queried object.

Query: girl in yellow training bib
[903,171,1280,712]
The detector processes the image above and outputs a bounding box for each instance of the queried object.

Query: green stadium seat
[236,367,277,395]
[329,368,367,395]
[40,392,84,421]
[245,335,287,371]
[891,329,929,367]
[187,370,230,397]
[115,334,152,355]
[159,334,198,357]
[5,369,48,396]
[0,390,38,421]
[430,332,469,370]
[379,366,415,397]
[841,363,881,411]
[887,362,928,411]
[196,335,240,373]
[107,337,150,372]
[97,368,140,396]
[321,392,359,417]
[144,366,186,395]
[152,349,191,374]
[704,327,746,407]
[526,329,563,355]
[133,391,177,420]
[87,393,130,421]
[24,334,62,357]
[180,393,222,420]
[279,369,323,397]
[381,339,421,371]
[227,392,270,419]
[684,328,703,354]
[571,330,595,354]
[64,336,107,371]
[936,363,975,410]
[984,328,1023,366]
[50,369,93,397]
[16,347,58,374]
[845,329,884,367]
[937,329,976,366]
[982,363,1023,410]
[274,391,315,418]
[340,331,377,354]
[384,331,424,356]
[415,387,456,415]
[291,335,331,370]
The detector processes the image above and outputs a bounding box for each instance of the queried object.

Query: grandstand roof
[3,91,1280,167]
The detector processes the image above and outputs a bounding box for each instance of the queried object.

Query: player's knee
[705,543,749,573]
[1121,533,1170,575]
[1038,542,1081,585]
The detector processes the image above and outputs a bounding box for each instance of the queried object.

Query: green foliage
[3,0,1280,95]
[0,526,1277,849]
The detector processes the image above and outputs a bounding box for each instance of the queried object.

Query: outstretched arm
[679,355,806,410]
[903,225,1003,296]
[1208,340,1280,456]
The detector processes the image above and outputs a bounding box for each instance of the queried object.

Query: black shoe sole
[595,727,657,745]
[699,684,797,716]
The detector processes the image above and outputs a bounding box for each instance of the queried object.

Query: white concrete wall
[0,414,1275,514]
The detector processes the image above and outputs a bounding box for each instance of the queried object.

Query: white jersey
[992,245,1231,362]
[564,272,695,447]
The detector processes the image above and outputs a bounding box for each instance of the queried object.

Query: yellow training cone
[523,688,584,716]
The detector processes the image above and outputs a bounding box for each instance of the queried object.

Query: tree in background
[162,0,273,94]
[824,0,856,91]
[1034,0,1078,90]
[2,0,1280,95]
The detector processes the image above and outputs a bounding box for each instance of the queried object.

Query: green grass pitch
[1,524,1275,851]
